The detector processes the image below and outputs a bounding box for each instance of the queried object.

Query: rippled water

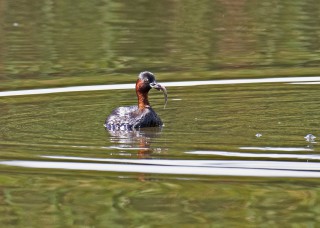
[2,79,320,226]
[1,0,320,227]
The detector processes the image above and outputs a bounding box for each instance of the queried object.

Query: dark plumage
[105,71,167,131]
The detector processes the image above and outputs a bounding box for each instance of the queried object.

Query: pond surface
[1,0,320,227]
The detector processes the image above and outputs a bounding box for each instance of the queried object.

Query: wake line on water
[1,76,320,97]
[2,158,320,178]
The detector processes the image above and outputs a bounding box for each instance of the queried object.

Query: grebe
[105,71,167,131]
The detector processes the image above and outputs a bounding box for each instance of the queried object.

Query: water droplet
[304,134,316,142]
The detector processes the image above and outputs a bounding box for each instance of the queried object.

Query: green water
[1,0,320,227]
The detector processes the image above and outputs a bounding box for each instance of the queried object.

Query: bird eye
[144,78,149,83]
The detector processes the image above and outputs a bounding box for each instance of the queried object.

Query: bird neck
[137,91,150,109]
[136,80,151,110]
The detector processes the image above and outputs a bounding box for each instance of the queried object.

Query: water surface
[1,0,320,227]
[1,80,320,226]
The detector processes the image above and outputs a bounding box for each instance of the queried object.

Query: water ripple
[239,147,313,152]
[1,76,320,97]
[1,155,320,178]
[186,150,319,160]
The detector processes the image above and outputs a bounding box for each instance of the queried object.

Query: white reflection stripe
[1,76,320,97]
[289,82,320,85]
[41,156,320,170]
[2,160,320,178]
[0,84,134,97]
[186,151,319,160]
[163,76,320,86]
[239,147,313,152]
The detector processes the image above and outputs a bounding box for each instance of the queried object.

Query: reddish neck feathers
[136,79,151,110]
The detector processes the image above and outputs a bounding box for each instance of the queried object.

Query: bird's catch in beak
[151,82,168,109]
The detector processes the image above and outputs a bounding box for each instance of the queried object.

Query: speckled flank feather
[105,105,163,131]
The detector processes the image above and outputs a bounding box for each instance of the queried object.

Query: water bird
[105,71,167,131]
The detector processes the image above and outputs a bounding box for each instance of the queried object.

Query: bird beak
[150,82,168,109]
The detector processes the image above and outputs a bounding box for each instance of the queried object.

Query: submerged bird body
[105,72,167,131]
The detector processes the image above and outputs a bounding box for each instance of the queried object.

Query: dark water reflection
[2,0,320,90]
[1,0,320,227]
[2,172,319,227]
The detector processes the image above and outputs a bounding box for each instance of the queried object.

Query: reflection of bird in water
[107,128,163,157]
[105,71,167,131]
